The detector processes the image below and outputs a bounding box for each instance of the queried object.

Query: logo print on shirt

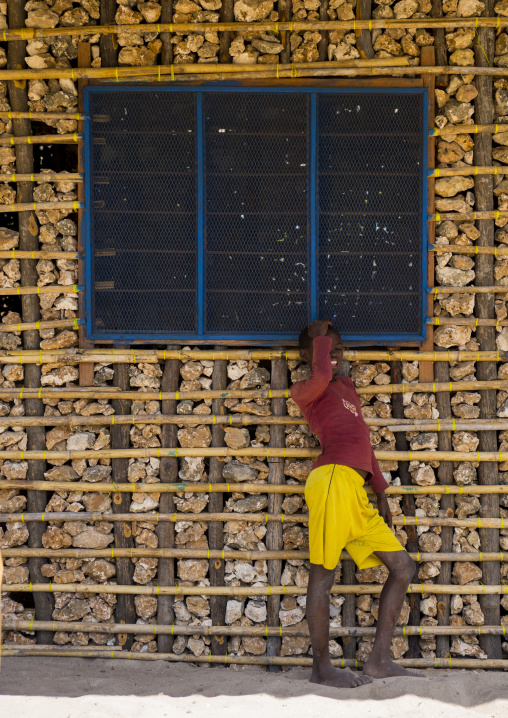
[342,398,358,417]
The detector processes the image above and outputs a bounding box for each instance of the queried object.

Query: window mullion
[197,91,205,335]
[310,92,318,322]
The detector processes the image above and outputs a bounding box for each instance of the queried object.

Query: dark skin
[301,320,418,687]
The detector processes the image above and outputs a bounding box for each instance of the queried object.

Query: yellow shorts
[305,464,405,571]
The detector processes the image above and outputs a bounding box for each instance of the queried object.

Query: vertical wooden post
[390,360,419,658]
[208,345,228,657]
[420,46,435,385]
[6,0,52,644]
[473,0,502,660]
[77,42,94,387]
[99,0,118,68]
[355,0,374,60]
[111,347,136,649]
[435,355,454,658]
[266,349,288,669]
[318,0,330,62]
[278,0,291,65]
[430,0,447,87]
[219,0,234,64]
[156,345,180,653]
[160,0,173,66]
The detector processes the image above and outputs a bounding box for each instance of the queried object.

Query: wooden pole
[6,0,52,646]
[2,512,505,529]
[5,618,508,639]
[431,0,447,87]
[266,350,288,669]
[155,346,179,654]
[2,547,506,564]
[5,582,508,597]
[99,0,117,68]
[0,133,80,145]
[2,479,506,497]
[1,447,508,462]
[77,41,94,388]
[3,18,508,41]
[318,0,329,62]
[355,0,374,59]
[434,351,454,659]
[1,347,508,363]
[219,0,234,64]
[1,648,507,669]
[208,347,228,659]
[111,346,136,650]
[160,0,173,66]
[420,46,436,384]
[473,0,502,660]
[391,359,419,658]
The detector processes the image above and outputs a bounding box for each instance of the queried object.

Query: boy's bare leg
[362,550,419,679]
[308,563,372,688]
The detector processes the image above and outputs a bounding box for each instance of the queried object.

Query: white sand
[1,657,507,718]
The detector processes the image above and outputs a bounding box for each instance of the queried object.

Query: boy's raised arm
[290,335,333,409]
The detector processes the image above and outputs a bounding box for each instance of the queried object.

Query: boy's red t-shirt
[290,335,389,494]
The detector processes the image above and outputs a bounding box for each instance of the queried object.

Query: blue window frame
[84,84,428,344]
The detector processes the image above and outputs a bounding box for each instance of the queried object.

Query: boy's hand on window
[376,491,392,528]
[307,319,331,338]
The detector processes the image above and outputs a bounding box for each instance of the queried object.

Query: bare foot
[363,657,419,679]
[310,666,373,688]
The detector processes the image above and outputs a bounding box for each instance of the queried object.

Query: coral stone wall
[0,0,508,665]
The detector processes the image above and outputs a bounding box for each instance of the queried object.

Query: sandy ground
[0,657,507,718]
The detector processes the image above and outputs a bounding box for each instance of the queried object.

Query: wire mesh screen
[318,92,425,337]
[204,92,310,334]
[88,90,198,335]
[85,87,426,342]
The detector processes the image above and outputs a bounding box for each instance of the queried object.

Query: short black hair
[298,324,341,352]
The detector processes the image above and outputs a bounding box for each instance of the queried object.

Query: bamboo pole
[0,251,80,260]
[1,348,507,363]
[0,649,506,669]
[428,317,508,327]
[0,174,82,183]
[0,318,83,333]
[3,582,508,597]
[1,511,506,529]
[0,284,82,296]
[0,200,82,213]
[430,211,508,221]
[431,166,508,177]
[0,58,409,82]
[0,134,81,145]
[431,245,508,255]
[2,412,508,430]
[2,18,508,41]
[4,619,508,639]
[433,123,508,135]
[1,480,506,496]
[4,378,508,398]
[0,447,507,463]
[0,112,84,121]
[429,285,508,294]
[8,61,508,84]
[1,547,506,563]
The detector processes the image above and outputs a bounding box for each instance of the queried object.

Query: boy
[291,319,417,688]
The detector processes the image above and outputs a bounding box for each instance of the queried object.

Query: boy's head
[299,323,343,376]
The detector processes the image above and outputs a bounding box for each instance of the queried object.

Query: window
[84,85,428,343]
